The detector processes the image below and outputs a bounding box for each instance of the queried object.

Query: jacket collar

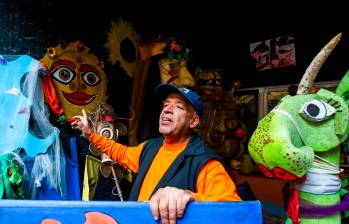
[182,134,206,156]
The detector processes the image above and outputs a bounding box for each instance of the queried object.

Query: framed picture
[250,35,296,71]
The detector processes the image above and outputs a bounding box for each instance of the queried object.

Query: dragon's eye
[300,99,336,122]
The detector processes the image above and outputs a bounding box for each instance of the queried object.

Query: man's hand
[149,186,194,224]
[71,109,93,139]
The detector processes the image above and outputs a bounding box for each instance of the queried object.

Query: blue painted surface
[65,137,81,200]
[0,200,262,223]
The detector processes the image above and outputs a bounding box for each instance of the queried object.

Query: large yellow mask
[41,41,107,120]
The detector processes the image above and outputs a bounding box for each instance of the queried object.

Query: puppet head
[41,41,107,120]
[248,33,348,180]
[158,38,195,88]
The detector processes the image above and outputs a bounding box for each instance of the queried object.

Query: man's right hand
[149,186,194,224]
[71,109,93,139]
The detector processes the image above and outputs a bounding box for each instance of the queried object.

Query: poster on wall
[249,35,296,71]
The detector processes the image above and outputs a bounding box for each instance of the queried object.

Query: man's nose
[163,104,174,113]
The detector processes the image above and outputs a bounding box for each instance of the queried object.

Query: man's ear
[190,115,200,128]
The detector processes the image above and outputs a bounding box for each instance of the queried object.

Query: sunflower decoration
[40,41,108,122]
[105,18,142,77]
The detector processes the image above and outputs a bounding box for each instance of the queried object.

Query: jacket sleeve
[89,133,146,173]
[193,160,241,202]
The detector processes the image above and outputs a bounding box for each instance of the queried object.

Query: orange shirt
[90,133,241,202]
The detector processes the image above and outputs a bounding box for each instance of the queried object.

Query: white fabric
[295,170,341,194]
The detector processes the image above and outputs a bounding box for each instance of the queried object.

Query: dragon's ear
[336,69,349,105]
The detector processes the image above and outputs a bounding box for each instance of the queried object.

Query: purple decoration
[300,193,349,217]
[38,67,48,77]
[0,55,7,65]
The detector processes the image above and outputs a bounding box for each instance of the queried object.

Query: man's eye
[176,105,184,110]
[300,99,336,122]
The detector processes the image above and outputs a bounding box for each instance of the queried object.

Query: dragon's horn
[297,32,342,94]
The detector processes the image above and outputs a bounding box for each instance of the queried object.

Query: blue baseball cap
[155,83,203,117]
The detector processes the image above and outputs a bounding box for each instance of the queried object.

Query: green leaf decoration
[285,218,292,224]
[344,210,349,218]
[56,115,66,125]
[159,36,190,61]
[342,177,349,188]
[339,188,348,197]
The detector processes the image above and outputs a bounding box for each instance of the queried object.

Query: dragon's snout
[257,163,299,180]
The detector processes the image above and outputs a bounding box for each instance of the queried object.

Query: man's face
[159,93,196,137]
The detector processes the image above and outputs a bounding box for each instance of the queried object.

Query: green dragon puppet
[0,153,25,199]
[248,32,349,224]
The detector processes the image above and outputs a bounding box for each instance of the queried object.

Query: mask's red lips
[63,91,96,105]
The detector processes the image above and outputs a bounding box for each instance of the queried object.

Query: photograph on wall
[250,35,296,71]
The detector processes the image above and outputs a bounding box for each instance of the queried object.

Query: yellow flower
[47,47,57,58]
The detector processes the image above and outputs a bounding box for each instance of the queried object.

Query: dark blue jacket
[128,134,221,200]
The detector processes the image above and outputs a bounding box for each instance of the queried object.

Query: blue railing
[0,200,262,223]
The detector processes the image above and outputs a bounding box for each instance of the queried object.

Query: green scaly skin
[248,71,349,223]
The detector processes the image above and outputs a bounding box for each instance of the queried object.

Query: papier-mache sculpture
[248,33,349,223]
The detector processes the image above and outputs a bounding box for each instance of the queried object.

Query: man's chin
[159,127,173,135]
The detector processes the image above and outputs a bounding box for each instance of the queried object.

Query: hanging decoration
[85,103,133,201]
[195,67,222,100]
[105,18,142,77]
[194,67,249,163]
[157,37,195,87]
[160,37,190,61]
[0,54,66,199]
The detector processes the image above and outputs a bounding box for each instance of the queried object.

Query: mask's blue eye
[300,99,336,122]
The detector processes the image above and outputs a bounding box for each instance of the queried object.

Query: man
[71,83,241,224]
